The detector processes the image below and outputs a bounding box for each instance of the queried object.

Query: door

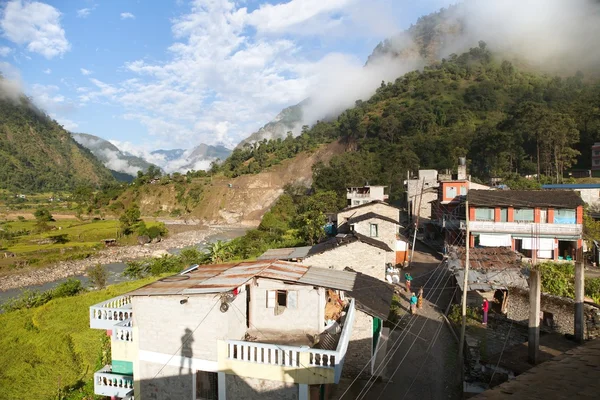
[540,209,547,223]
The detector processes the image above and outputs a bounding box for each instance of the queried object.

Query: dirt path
[335,242,462,400]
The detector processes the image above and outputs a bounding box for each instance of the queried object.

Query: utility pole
[409,178,424,267]
[528,267,541,365]
[575,247,585,343]
[457,199,470,379]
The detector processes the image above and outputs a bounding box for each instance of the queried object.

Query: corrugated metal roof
[257,246,311,261]
[128,260,394,320]
[298,267,356,291]
[129,260,311,296]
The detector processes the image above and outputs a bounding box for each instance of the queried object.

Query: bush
[53,278,83,298]
[147,224,167,239]
[87,264,107,289]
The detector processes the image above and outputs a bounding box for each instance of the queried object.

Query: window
[196,371,218,400]
[370,223,378,237]
[460,186,467,195]
[474,208,494,221]
[555,209,576,224]
[514,208,534,222]
[266,290,297,309]
[500,208,508,222]
[446,186,457,199]
[353,200,360,206]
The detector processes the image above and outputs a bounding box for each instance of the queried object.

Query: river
[0,227,247,306]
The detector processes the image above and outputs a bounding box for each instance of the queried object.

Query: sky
[0,0,453,153]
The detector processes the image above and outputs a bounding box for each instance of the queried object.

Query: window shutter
[266,290,276,308]
[288,291,298,309]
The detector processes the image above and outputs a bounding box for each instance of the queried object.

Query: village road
[335,242,462,400]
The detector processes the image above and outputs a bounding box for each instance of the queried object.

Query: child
[482,298,489,326]
[417,287,424,309]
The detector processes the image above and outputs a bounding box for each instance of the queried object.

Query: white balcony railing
[113,318,133,342]
[90,295,133,330]
[94,365,134,398]
[469,221,582,237]
[225,299,356,384]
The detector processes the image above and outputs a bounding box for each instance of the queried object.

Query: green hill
[0,78,114,192]
[217,44,600,202]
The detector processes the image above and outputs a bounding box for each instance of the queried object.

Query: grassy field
[0,218,166,272]
[0,278,159,400]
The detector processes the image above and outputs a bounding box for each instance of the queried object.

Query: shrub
[53,278,83,298]
[87,264,107,289]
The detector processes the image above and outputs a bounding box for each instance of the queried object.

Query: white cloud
[120,12,135,20]
[246,0,351,34]
[0,0,70,59]
[50,114,78,131]
[77,7,93,18]
[43,68,51,74]
[80,68,92,76]
[75,0,441,153]
[0,46,13,57]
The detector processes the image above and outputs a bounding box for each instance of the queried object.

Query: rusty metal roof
[128,260,394,320]
[129,260,310,296]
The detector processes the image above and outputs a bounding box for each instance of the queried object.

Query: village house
[448,247,600,339]
[88,260,393,400]
[346,185,389,207]
[405,169,439,226]
[467,190,585,262]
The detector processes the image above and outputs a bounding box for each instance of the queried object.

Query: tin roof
[468,189,584,208]
[257,246,312,261]
[128,260,394,320]
[453,268,529,292]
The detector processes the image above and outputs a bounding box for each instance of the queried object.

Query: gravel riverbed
[0,226,223,292]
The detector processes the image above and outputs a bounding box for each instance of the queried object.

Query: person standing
[405,272,413,293]
[482,298,490,326]
[410,293,418,314]
[417,287,424,309]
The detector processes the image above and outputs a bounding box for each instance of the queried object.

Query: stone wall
[303,241,389,281]
[337,203,399,231]
[226,375,298,400]
[506,287,600,338]
[250,278,324,334]
[351,218,397,251]
[138,362,193,400]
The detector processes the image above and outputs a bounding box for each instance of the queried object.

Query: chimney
[457,157,467,180]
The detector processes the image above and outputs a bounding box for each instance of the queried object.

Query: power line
[150,297,220,381]
[336,257,448,400]
[350,263,452,400]
[356,272,453,400]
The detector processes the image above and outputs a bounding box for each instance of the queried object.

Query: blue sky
[0,0,453,155]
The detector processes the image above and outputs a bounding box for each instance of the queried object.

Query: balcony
[94,365,134,398]
[90,295,133,330]
[113,318,133,342]
[469,221,582,237]
[218,299,356,385]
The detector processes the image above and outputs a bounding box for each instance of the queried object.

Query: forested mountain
[72,133,157,180]
[219,44,600,202]
[235,101,307,149]
[0,77,114,192]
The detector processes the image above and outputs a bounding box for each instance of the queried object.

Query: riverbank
[0,225,247,292]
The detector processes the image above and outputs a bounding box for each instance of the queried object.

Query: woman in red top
[482,299,490,325]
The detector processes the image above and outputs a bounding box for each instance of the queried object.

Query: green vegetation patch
[0,278,158,400]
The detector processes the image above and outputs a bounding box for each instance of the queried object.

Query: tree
[119,204,141,235]
[34,207,53,222]
[87,264,107,289]
[206,240,230,263]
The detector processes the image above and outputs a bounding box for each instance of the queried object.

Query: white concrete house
[88,261,393,400]
[346,185,389,207]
